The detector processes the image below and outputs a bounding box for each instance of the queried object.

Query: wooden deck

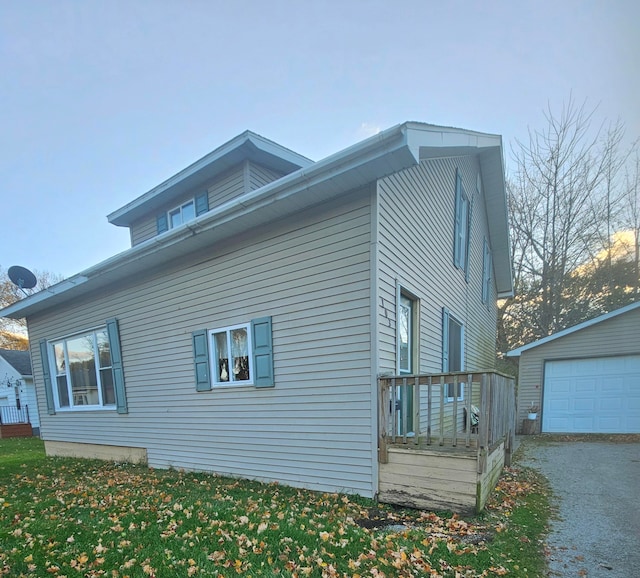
[378,372,516,513]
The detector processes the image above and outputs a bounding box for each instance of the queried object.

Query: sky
[1,0,638,280]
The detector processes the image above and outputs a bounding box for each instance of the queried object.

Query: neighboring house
[508,301,640,434]
[1,123,513,510]
[0,348,39,436]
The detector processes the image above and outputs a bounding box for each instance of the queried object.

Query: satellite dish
[8,265,37,292]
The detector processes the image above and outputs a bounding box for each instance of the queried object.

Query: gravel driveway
[519,439,640,577]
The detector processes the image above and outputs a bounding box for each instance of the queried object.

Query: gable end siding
[376,156,498,376]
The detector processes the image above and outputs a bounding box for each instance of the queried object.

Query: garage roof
[507,301,640,357]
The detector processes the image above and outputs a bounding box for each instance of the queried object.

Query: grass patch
[1,438,550,577]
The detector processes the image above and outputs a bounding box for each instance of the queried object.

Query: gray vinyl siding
[248,162,285,190]
[516,307,640,428]
[28,187,376,496]
[376,156,498,377]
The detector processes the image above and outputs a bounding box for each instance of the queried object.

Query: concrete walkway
[518,439,640,577]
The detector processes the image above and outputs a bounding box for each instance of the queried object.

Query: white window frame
[49,327,116,411]
[168,199,196,229]
[208,323,254,387]
[396,286,419,375]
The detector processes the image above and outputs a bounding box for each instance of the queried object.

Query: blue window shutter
[465,197,474,282]
[39,339,56,415]
[195,192,209,216]
[442,308,450,373]
[192,329,211,391]
[482,238,491,303]
[106,318,128,414]
[454,173,461,266]
[157,213,168,234]
[252,316,274,388]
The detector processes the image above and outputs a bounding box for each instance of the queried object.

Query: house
[1,122,514,512]
[508,301,640,434]
[0,348,38,437]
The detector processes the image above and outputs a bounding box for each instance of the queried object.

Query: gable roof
[507,301,640,357]
[0,349,32,377]
[108,130,314,227]
[0,122,513,320]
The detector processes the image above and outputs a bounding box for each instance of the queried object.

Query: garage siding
[516,306,640,432]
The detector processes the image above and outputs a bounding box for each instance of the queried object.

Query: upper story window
[453,170,471,275]
[156,191,210,235]
[169,200,196,229]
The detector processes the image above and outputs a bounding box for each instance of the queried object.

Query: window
[397,293,416,374]
[453,171,471,273]
[169,200,196,229]
[482,238,492,304]
[210,324,253,385]
[396,290,418,434]
[442,308,464,401]
[43,320,127,411]
[192,317,274,391]
[156,191,210,234]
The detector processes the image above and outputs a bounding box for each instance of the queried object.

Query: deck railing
[378,372,516,470]
[0,405,30,425]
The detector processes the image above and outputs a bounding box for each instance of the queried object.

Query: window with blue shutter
[39,319,128,412]
[39,339,56,415]
[195,191,209,216]
[106,318,128,414]
[193,329,211,391]
[251,317,274,388]
[157,213,169,235]
[196,317,274,390]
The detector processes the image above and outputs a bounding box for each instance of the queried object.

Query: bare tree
[499,97,635,352]
[621,152,640,297]
[0,267,64,349]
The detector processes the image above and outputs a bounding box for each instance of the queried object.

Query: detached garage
[508,302,640,434]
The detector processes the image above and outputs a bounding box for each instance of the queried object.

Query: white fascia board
[506,300,640,357]
[0,276,90,319]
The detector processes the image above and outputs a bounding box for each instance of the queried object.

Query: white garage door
[543,355,640,433]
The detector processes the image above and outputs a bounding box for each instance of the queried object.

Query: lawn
[0,438,549,577]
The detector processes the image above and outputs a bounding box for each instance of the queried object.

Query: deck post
[426,375,432,445]
[413,376,420,446]
[439,375,445,446]
[378,378,389,464]
[464,374,472,448]
[401,377,408,444]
